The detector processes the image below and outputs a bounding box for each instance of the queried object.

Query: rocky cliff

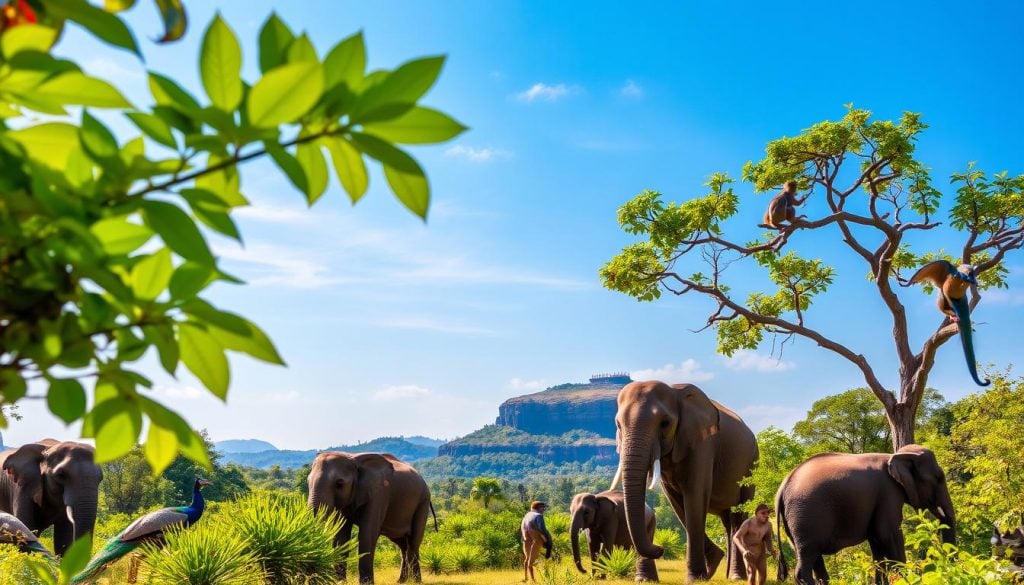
[494,383,622,438]
[438,426,616,464]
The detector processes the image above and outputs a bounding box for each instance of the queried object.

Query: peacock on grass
[70,477,211,584]
[0,511,57,561]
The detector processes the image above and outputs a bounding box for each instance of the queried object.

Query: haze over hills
[217,374,629,479]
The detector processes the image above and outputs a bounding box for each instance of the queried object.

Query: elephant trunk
[933,488,957,545]
[570,511,587,574]
[621,434,663,559]
[68,496,97,546]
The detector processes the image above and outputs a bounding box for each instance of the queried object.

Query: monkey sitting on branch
[758,180,808,229]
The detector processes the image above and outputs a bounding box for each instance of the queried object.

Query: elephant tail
[951,296,990,386]
[775,487,789,582]
[430,501,438,532]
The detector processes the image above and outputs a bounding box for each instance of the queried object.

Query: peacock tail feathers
[25,540,56,562]
[69,538,139,584]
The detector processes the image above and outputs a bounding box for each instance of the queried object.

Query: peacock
[0,511,57,561]
[70,477,211,584]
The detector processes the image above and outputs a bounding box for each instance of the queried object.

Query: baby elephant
[776,445,955,585]
[569,490,659,582]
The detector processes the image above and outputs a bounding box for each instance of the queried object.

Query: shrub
[592,547,637,579]
[537,562,591,585]
[652,528,685,560]
[448,543,484,573]
[221,491,350,584]
[420,545,448,575]
[140,521,262,585]
[0,546,39,585]
[892,512,1010,585]
[440,513,473,538]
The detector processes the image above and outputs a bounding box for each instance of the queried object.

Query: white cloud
[372,385,431,401]
[214,242,341,289]
[736,404,806,434]
[722,350,796,373]
[631,359,715,383]
[507,378,546,391]
[618,79,644,99]
[376,316,495,336]
[982,290,1024,305]
[234,202,319,225]
[516,83,578,103]
[444,145,513,163]
[157,384,203,399]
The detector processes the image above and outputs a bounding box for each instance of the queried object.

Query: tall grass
[140,521,262,585]
[0,545,38,585]
[653,528,685,560]
[592,547,637,579]
[220,491,351,585]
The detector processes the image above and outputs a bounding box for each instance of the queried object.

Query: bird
[908,259,990,386]
[70,477,211,584]
[0,511,56,561]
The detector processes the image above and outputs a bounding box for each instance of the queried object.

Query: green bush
[419,545,448,575]
[448,543,484,573]
[140,521,262,585]
[220,491,349,584]
[592,547,637,579]
[0,546,38,585]
[652,528,684,560]
[893,512,1011,585]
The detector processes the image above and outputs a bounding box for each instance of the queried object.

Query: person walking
[522,501,553,582]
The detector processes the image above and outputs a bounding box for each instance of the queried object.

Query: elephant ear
[353,453,396,509]
[596,494,617,529]
[887,452,923,509]
[670,384,720,464]
[2,443,46,506]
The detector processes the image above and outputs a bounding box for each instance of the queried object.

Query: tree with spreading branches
[602,106,1023,450]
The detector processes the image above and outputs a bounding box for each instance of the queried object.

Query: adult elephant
[775,445,956,585]
[611,381,757,582]
[570,489,659,582]
[307,451,435,584]
[0,439,102,555]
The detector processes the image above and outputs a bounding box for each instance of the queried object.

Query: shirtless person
[521,501,552,582]
[732,504,776,585]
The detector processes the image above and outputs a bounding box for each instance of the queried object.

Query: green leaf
[34,71,132,108]
[183,301,285,365]
[104,0,137,11]
[350,55,446,123]
[169,261,213,299]
[90,217,154,255]
[265,143,308,193]
[139,396,211,468]
[47,379,86,424]
[247,62,324,127]
[80,110,121,167]
[385,162,429,219]
[142,323,179,375]
[295,140,328,204]
[258,13,294,73]
[1,24,58,58]
[363,106,467,144]
[178,322,229,399]
[286,33,317,63]
[8,123,79,170]
[144,423,178,475]
[149,72,202,113]
[199,14,243,111]
[349,131,418,172]
[92,397,142,462]
[142,200,214,264]
[59,534,94,583]
[46,0,140,55]
[180,189,241,240]
[154,0,188,43]
[131,248,173,300]
[323,31,365,90]
[127,112,177,148]
[323,136,368,203]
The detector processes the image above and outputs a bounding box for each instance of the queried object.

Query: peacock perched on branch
[70,477,210,584]
[0,511,56,561]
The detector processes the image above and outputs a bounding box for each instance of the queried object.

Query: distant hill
[215,439,278,453]
[217,436,441,469]
[494,381,624,438]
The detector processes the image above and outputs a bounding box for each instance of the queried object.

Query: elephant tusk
[936,507,947,519]
[610,460,623,491]
[66,506,74,524]
[648,443,662,490]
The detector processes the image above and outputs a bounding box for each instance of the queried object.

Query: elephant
[775,444,956,585]
[570,489,659,582]
[307,451,435,584]
[0,439,102,556]
[611,381,758,582]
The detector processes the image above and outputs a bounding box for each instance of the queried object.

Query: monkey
[759,180,808,229]
[908,259,990,386]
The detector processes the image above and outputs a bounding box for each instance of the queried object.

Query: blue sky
[7,1,1024,449]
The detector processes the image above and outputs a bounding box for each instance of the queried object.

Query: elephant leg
[702,535,724,578]
[394,536,410,583]
[812,556,829,584]
[53,517,73,557]
[664,485,711,580]
[589,537,603,578]
[357,522,380,584]
[408,501,429,583]
[636,555,659,582]
[793,547,819,585]
[719,510,747,580]
[334,522,354,581]
[868,535,904,585]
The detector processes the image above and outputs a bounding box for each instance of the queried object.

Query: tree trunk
[886,401,916,451]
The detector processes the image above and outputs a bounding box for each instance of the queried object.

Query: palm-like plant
[469,478,506,509]
[592,547,638,579]
[140,521,262,585]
